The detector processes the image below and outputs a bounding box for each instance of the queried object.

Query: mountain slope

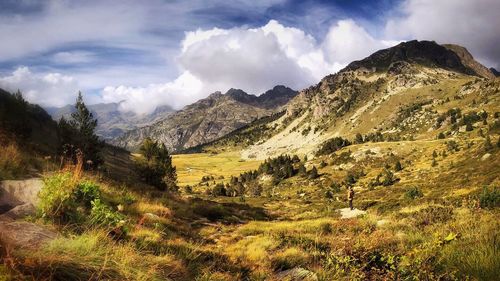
[188,41,498,159]
[112,86,297,152]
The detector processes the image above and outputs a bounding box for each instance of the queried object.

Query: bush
[412,206,453,226]
[39,172,82,223]
[211,183,227,196]
[89,199,124,228]
[405,187,423,200]
[39,172,123,229]
[479,186,500,209]
[316,137,351,156]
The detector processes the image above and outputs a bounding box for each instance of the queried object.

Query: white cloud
[1,19,396,114]
[0,67,80,107]
[323,20,398,65]
[385,0,500,68]
[101,71,203,115]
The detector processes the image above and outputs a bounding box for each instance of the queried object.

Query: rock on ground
[338,208,367,219]
[0,220,57,250]
[0,178,43,209]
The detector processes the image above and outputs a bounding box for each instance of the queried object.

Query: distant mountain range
[46,102,175,140]
[110,85,297,152]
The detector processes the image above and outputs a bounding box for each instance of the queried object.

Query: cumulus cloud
[323,20,398,65]
[0,67,80,107]
[98,19,394,114]
[385,0,500,68]
[1,19,394,114]
[101,71,203,115]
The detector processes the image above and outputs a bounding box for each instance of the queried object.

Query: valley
[0,40,499,280]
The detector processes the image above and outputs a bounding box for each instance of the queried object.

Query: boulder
[0,203,36,220]
[0,178,43,208]
[0,220,57,250]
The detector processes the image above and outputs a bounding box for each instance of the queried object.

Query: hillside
[194,40,500,160]
[47,102,174,140]
[112,85,297,152]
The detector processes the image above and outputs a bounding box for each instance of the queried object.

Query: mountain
[490,67,500,77]
[47,102,174,140]
[190,41,499,159]
[112,86,297,152]
[0,88,59,154]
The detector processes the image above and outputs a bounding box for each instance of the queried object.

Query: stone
[0,203,36,220]
[0,220,57,250]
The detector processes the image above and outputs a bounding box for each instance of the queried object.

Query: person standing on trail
[347,186,355,210]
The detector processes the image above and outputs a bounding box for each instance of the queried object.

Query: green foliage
[405,187,423,200]
[479,186,499,209]
[89,199,124,227]
[39,172,80,223]
[135,138,177,191]
[39,173,123,229]
[437,132,446,139]
[316,137,351,156]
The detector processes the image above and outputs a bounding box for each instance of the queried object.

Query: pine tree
[69,92,103,168]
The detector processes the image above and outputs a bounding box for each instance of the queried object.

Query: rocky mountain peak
[343,40,495,79]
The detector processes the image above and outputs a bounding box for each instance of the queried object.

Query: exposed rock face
[345,40,494,79]
[112,86,297,152]
[238,40,500,159]
[442,44,496,79]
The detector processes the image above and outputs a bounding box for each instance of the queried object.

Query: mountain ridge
[112,86,297,151]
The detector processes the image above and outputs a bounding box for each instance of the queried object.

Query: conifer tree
[69,92,102,167]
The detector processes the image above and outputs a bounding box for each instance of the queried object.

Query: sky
[0,0,498,114]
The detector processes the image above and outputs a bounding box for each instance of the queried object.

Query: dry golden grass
[173,151,262,186]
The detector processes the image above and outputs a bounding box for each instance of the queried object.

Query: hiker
[347,186,355,210]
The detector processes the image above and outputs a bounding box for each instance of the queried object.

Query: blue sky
[0,0,498,114]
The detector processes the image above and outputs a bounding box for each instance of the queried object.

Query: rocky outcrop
[442,44,496,79]
[344,40,494,79]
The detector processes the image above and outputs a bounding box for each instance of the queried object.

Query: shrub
[405,187,423,200]
[74,181,100,208]
[412,206,453,226]
[211,183,227,196]
[479,186,500,209]
[89,199,124,228]
[39,172,81,223]
[316,137,351,156]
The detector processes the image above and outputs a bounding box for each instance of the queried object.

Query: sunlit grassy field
[173,151,262,186]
